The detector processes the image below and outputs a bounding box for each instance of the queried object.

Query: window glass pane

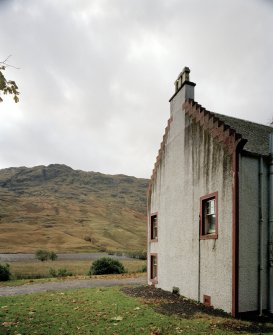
[208,214,215,233]
[202,197,216,235]
[151,255,157,279]
[151,215,158,239]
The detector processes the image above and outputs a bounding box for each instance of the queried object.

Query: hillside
[0,164,148,253]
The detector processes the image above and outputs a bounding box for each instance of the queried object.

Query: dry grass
[0,165,148,253]
[9,259,146,279]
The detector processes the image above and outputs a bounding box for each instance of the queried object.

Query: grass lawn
[1,286,272,335]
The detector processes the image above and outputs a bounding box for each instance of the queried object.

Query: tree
[0,55,19,103]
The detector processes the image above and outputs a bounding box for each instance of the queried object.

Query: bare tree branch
[0,55,20,70]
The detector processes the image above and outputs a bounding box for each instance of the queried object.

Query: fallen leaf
[2,322,17,327]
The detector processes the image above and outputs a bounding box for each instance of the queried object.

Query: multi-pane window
[150,254,157,281]
[200,192,218,239]
[204,199,216,234]
[151,214,158,240]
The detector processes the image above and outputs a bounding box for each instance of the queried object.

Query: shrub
[57,268,72,277]
[172,286,180,295]
[48,251,58,261]
[0,263,11,281]
[88,257,125,275]
[35,249,49,262]
[49,268,57,277]
[35,250,58,262]
[49,268,73,277]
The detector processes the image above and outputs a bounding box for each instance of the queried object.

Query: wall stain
[184,114,232,197]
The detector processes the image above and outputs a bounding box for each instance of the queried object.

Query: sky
[0,0,273,178]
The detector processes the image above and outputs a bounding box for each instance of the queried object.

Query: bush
[49,268,73,278]
[35,249,49,262]
[0,263,11,281]
[49,268,57,277]
[48,251,58,261]
[88,257,125,275]
[35,250,58,262]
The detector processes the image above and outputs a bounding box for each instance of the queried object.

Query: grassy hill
[0,164,148,253]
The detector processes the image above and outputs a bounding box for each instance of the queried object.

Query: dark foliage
[35,250,58,262]
[0,263,11,281]
[88,257,125,275]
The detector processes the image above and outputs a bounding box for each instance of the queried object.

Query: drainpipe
[198,214,201,303]
[268,134,273,313]
[258,156,264,316]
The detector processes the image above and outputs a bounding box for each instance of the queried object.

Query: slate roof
[212,113,273,156]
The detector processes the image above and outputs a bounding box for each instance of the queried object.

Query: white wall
[148,85,234,313]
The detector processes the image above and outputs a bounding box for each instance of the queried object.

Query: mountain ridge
[0,164,148,253]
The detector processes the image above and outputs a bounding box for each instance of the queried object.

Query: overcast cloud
[0,0,273,177]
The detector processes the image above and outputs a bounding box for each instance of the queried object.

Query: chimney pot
[174,67,190,92]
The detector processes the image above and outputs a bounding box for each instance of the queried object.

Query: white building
[147,67,273,317]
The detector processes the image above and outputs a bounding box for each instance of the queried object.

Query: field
[0,257,146,281]
[1,286,273,335]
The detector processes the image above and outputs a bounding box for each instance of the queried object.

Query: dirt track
[0,276,146,296]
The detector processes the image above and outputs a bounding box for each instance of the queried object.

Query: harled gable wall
[148,88,234,313]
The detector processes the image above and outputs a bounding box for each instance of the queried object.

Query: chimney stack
[174,67,191,93]
[169,67,196,103]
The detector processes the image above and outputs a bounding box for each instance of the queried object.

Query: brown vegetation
[0,164,148,253]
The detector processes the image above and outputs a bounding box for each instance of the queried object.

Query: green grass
[0,286,241,335]
[1,286,271,335]
[0,273,145,287]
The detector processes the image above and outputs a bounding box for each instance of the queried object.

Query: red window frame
[200,192,218,240]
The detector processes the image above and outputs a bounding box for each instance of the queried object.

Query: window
[200,192,218,239]
[150,254,158,282]
[150,213,158,240]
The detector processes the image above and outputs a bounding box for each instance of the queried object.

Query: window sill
[200,234,218,240]
[150,278,158,285]
[150,238,158,242]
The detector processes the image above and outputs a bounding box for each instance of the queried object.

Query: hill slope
[0,164,148,253]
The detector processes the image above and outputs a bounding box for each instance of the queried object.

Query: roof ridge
[213,112,273,131]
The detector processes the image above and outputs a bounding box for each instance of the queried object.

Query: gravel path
[0,276,146,297]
